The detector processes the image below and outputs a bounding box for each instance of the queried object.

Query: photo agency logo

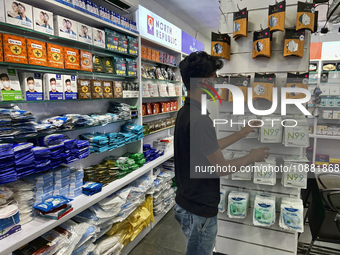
[200,79,312,128]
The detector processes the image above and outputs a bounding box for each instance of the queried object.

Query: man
[83,26,91,40]
[65,20,76,35]
[174,51,269,255]
[64,79,73,93]
[16,3,32,23]
[0,73,14,91]
[42,13,53,30]
[26,77,37,93]
[49,78,58,93]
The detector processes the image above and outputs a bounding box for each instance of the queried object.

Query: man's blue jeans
[174,203,217,255]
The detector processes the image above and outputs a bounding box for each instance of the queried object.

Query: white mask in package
[253,195,276,227]
[227,191,249,219]
[279,197,304,233]
[253,157,276,186]
[237,115,259,139]
[260,117,283,143]
[231,153,252,181]
[218,189,228,213]
[282,163,307,189]
[284,119,309,147]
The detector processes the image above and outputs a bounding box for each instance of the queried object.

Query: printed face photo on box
[26,77,37,93]
[15,2,31,22]
[65,79,72,93]
[35,11,52,30]
[79,25,91,39]
[50,78,58,92]
[59,18,76,35]
[0,73,13,91]
[95,30,104,43]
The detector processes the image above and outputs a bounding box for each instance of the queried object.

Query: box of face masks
[33,7,53,35]
[34,181,54,196]
[78,22,93,45]
[23,171,54,188]
[70,169,84,181]
[53,167,70,181]
[66,186,82,199]
[5,0,33,29]
[33,191,53,207]
[20,72,43,101]
[53,185,70,196]
[44,73,63,100]
[0,0,5,22]
[54,176,71,190]
[69,179,83,190]
[63,75,77,100]
[0,68,23,101]
[93,28,105,48]
[54,15,78,41]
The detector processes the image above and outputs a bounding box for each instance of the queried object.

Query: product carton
[63,75,77,100]
[5,0,33,29]
[0,68,22,101]
[54,15,78,41]
[77,22,93,45]
[33,7,53,35]
[44,73,63,100]
[20,72,43,101]
[93,28,105,48]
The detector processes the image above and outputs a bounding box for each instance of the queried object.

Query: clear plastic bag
[93,235,120,255]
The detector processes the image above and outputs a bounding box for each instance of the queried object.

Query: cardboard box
[103,81,113,98]
[114,57,126,76]
[0,211,21,241]
[93,28,105,48]
[80,50,92,72]
[54,15,78,41]
[20,72,43,101]
[3,34,28,64]
[33,7,53,35]
[78,22,92,45]
[23,172,54,188]
[5,0,33,29]
[63,75,77,100]
[151,49,156,61]
[141,46,147,59]
[77,79,91,99]
[27,38,47,66]
[90,79,103,98]
[34,181,54,196]
[44,73,63,100]
[113,81,123,98]
[64,47,80,70]
[70,169,84,181]
[0,34,3,62]
[0,68,22,101]
[147,47,152,59]
[47,43,64,68]
[0,0,5,22]
[106,30,119,51]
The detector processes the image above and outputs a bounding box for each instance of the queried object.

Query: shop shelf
[0,98,139,105]
[141,58,178,68]
[144,125,175,136]
[142,110,179,118]
[142,96,180,99]
[0,22,138,59]
[0,62,137,79]
[0,150,174,255]
[309,134,340,140]
[309,71,318,73]
[142,78,181,83]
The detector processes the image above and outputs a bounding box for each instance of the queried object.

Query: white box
[63,75,77,100]
[0,0,5,22]
[5,0,33,29]
[77,22,93,45]
[20,72,43,101]
[329,85,340,95]
[44,73,63,100]
[320,85,330,95]
[53,15,78,41]
[33,7,53,35]
[93,28,105,48]
[0,68,22,101]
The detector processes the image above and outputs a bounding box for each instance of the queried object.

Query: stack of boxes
[141,46,176,66]
[315,154,329,170]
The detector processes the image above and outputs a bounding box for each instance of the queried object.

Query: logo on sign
[147,15,154,35]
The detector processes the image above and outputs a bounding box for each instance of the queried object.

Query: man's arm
[206,147,270,177]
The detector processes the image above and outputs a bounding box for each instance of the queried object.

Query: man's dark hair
[67,20,72,26]
[27,77,34,83]
[50,78,56,83]
[179,51,223,91]
[65,79,71,83]
[0,73,9,80]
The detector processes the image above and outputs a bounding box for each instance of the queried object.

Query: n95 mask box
[0,68,23,101]
[63,75,77,100]
[5,0,33,29]
[54,15,78,41]
[44,73,63,100]
[20,72,43,101]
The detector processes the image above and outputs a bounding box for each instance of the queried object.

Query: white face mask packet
[253,159,277,186]
[284,119,309,147]
[279,197,304,232]
[218,189,228,213]
[228,191,249,219]
[253,195,276,227]
[93,235,120,255]
[260,117,283,143]
[231,153,252,180]
[282,163,307,189]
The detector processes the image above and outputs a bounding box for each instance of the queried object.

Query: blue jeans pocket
[174,204,192,238]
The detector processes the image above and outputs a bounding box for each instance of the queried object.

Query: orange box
[47,43,64,69]
[64,47,80,70]
[3,34,27,64]
[166,102,171,112]
[80,50,93,72]
[147,47,152,59]
[26,39,47,66]
[0,34,3,62]
[141,46,147,59]
[151,49,156,61]
[155,51,159,62]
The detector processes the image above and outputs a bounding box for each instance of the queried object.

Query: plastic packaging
[33,196,73,212]
[253,195,276,227]
[279,197,304,233]
[227,191,249,219]
[218,189,228,213]
[93,235,120,255]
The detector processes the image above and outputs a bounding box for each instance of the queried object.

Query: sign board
[137,5,182,51]
[321,41,340,60]
[181,31,205,55]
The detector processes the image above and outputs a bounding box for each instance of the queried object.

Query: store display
[296,1,315,32]
[54,15,78,41]
[118,34,128,54]
[253,73,275,101]
[78,22,93,45]
[26,39,47,66]
[128,36,138,55]
[283,119,309,147]
[127,58,137,76]
[229,75,250,102]
[46,43,64,69]
[218,189,228,213]
[211,32,230,61]
[64,47,80,70]
[44,74,63,100]
[282,156,308,189]
[231,152,252,180]
[268,1,285,32]
[113,81,123,98]
[5,0,33,29]
[233,8,248,39]
[253,28,272,59]
[33,7,53,35]
[80,50,93,72]
[3,34,28,64]
[284,29,305,58]
[102,81,113,99]
[20,72,43,101]
[0,201,21,240]
[279,197,304,233]
[90,80,103,99]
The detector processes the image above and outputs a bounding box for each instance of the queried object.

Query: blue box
[99,5,105,18]
[326,98,335,107]
[334,98,340,107]
[54,176,71,190]
[70,179,83,190]
[105,8,110,20]
[24,172,54,188]
[93,3,99,16]
[70,169,84,181]
[53,167,71,181]
[35,182,54,197]
[33,191,53,206]
[315,158,329,163]
[66,187,82,199]
[320,98,327,107]
[53,185,70,196]
[0,211,21,241]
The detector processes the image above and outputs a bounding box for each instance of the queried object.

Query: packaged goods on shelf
[296,1,315,32]
[93,55,104,72]
[5,0,33,29]
[0,68,23,101]
[110,11,119,24]
[237,115,258,139]
[218,189,228,213]
[268,1,285,32]
[231,152,252,180]
[259,116,283,143]
[283,119,309,147]
[113,81,123,98]
[128,36,138,55]
[0,1,4,22]
[127,58,137,76]
[26,39,47,66]
[227,191,249,219]
[228,75,250,102]
[93,28,105,48]
[0,34,2,62]
[47,43,64,69]
[80,50,93,72]
[102,58,114,73]
[233,8,248,39]
[63,75,78,100]
[153,136,173,152]
[90,79,103,99]
[0,201,21,240]
[286,73,309,99]
[143,144,165,163]
[77,22,93,45]
[253,195,276,227]
[105,29,119,52]
[284,29,305,58]
[253,156,277,186]
[123,82,139,98]
[279,197,304,232]
[143,117,176,134]
[3,34,28,64]
[77,78,91,99]
[54,15,78,41]
[102,81,113,98]
[282,156,309,189]
[33,7,54,35]
[44,73,64,100]
[64,47,80,70]
[20,72,43,101]
[114,57,126,76]
[117,33,128,54]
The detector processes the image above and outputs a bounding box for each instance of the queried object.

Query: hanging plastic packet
[284,29,305,58]
[253,28,272,59]
[279,197,304,232]
[233,7,248,39]
[282,156,309,189]
[231,153,253,180]
[296,1,315,32]
[268,1,285,32]
[33,196,73,212]
[284,119,309,147]
[260,117,283,143]
[218,189,228,213]
[253,194,276,227]
[253,73,275,101]
[228,191,249,219]
[253,156,277,186]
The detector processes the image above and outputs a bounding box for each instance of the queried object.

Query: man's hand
[239,120,262,138]
[248,147,270,162]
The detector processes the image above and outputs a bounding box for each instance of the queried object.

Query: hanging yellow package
[286,72,309,99]
[253,28,272,59]
[284,29,305,58]
[211,32,230,60]
[296,1,315,32]
[228,75,250,103]
[268,1,286,32]
[233,8,248,39]
[252,73,276,101]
